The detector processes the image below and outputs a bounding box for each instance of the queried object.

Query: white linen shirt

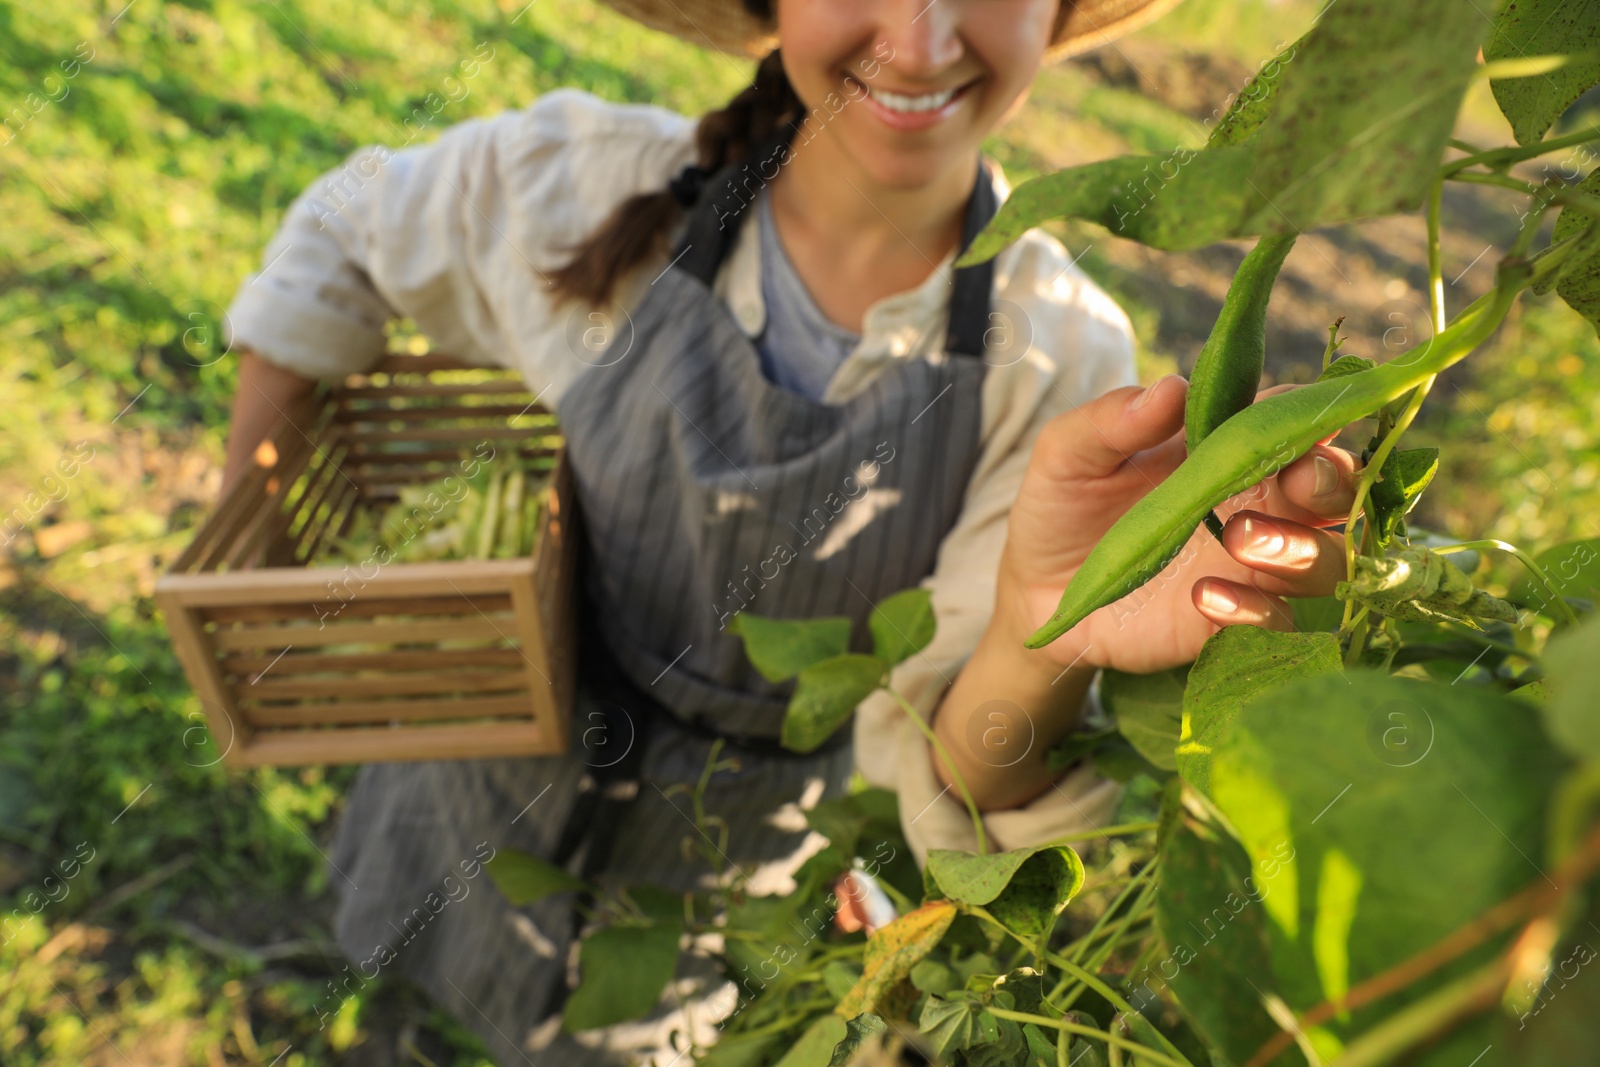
[225,86,1139,863]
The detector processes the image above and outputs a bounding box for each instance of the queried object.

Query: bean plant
[487,1,1600,1064]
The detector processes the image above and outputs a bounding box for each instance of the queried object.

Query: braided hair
[546,4,801,309]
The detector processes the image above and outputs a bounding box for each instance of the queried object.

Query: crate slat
[343,427,555,446]
[206,594,514,626]
[225,429,327,570]
[211,615,513,651]
[294,463,364,564]
[236,721,552,765]
[221,647,528,676]
[243,670,528,701]
[345,447,557,471]
[334,403,547,424]
[245,694,534,727]
[338,380,533,400]
[364,353,491,376]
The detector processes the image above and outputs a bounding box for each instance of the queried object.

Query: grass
[1,0,1594,1063]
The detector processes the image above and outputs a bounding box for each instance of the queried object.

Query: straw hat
[594,0,1186,62]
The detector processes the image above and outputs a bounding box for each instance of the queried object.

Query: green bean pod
[1185,234,1296,453]
[1026,279,1520,649]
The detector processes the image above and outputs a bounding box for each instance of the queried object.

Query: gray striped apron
[324,121,1000,1066]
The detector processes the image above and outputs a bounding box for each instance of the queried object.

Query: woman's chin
[833,136,978,193]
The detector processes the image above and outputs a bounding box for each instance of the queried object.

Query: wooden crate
[156,353,577,766]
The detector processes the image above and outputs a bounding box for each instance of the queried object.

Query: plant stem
[1344,610,1372,670]
[1044,952,1193,1065]
[1378,617,1402,673]
[1326,958,1509,1067]
[887,685,988,854]
[1059,896,1157,1011]
[1449,170,1600,221]
[1443,124,1600,176]
[986,1009,1192,1067]
[1068,863,1157,967]
[1427,177,1446,333]
[1321,316,1345,371]
[1433,539,1583,626]
[1344,375,1436,602]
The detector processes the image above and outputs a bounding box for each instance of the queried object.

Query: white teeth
[867,84,961,113]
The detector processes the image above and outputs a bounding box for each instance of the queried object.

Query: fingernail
[1241,515,1286,559]
[1313,455,1340,498]
[1201,581,1239,615]
[1130,374,1176,411]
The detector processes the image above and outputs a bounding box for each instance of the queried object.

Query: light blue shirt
[752,185,862,402]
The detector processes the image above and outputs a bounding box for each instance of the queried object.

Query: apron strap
[668,120,1000,359]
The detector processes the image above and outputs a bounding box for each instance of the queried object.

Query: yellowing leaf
[835,900,957,1018]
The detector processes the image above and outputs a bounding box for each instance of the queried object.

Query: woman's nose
[872,0,966,80]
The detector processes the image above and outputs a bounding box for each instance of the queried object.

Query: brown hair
[545,3,801,310]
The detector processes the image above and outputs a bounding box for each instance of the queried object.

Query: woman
[220,0,1360,1061]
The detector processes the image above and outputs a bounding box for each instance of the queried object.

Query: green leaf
[772,1016,848,1067]
[1044,724,1120,774]
[823,960,864,1003]
[1509,537,1600,614]
[1289,595,1345,633]
[835,900,958,1017]
[1093,737,1164,783]
[804,787,901,859]
[700,1032,780,1067]
[729,613,853,683]
[1542,615,1600,760]
[926,846,1086,943]
[964,1011,1027,1067]
[1176,627,1342,795]
[562,916,683,1031]
[987,848,1087,944]
[1511,679,1553,707]
[958,1,1486,267]
[1101,665,1190,771]
[869,587,936,667]
[1543,169,1600,331]
[1238,0,1490,236]
[925,847,1050,906]
[1022,1023,1057,1066]
[1366,446,1439,548]
[910,958,955,995]
[1485,0,1600,145]
[483,849,585,905]
[919,993,992,1056]
[1208,30,1311,148]
[955,145,1258,265]
[1156,794,1288,1067]
[1207,672,1561,1052]
[1315,353,1378,382]
[1068,1033,1111,1067]
[781,654,886,754]
[828,1014,887,1067]
[1113,1011,1172,1061]
[992,968,1047,1015]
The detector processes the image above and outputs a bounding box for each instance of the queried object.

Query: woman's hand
[999,374,1361,675]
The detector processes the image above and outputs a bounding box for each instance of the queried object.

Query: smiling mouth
[846,75,979,115]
